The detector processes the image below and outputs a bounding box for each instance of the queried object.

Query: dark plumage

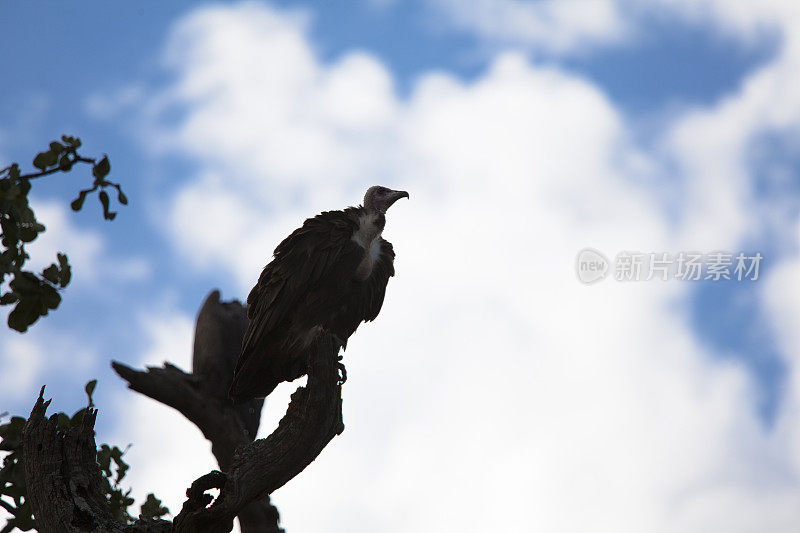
[229,186,408,403]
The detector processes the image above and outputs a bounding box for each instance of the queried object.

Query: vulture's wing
[230,211,360,401]
[361,238,395,322]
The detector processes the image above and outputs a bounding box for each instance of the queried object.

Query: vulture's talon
[337,357,348,385]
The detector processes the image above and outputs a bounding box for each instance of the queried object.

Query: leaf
[114,457,129,484]
[0,217,18,248]
[85,380,97,407]
[33,150,58,170]
[7,312,30,332]
[70,190,88,211]
[16,218,44,243]
[32,152,49,170]
[10,500,35,530]
[10,416,26,431]
[10,272,41,293]
[60,135,81,148]
[58,154,72,171]
[40,284,61,309]
[92,156,110,180]
[18,224,39,243]
[42,264,59,284]
[0,292,19,305]
[0,416,26,449]
[57,253,71,287]
[49,141,64,155]
[117,190,128,205]
[98,190,116,220]
[140,493,170,519]
[97,444,112,476]
[7,297,39,332]
[70,409,85,426]
[1,180,20,202]
[56,413,69,430]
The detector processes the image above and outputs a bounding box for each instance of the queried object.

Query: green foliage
[0,416,32,531]
[96,443,136,521]
[0,381,170,531]
[0,136,127,332]
[139,493,170,520]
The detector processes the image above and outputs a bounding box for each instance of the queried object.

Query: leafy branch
[0,135,127,332]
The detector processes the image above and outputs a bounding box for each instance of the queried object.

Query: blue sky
[2,1,800,531]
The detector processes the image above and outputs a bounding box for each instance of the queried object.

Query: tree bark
[22,389,170,533]
[22,290,345,532]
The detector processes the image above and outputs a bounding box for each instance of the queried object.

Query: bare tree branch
[111,290,280,532]
[172,333,344,532]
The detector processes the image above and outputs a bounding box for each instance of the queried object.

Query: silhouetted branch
[172,333,344,533]
[111,290,280,532]
[19,153,96,180]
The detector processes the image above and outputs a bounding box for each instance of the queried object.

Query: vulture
[229,186,408,403]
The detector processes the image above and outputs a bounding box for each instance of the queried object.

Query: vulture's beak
[388,189,410,207]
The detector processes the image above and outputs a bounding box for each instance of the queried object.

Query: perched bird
[229,186,408,403]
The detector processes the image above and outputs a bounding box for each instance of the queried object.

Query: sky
[1,1,800,531]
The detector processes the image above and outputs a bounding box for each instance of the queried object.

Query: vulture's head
[364,185,409,215]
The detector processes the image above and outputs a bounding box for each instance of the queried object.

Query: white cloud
[0,336,44,398]
[762,229,800,476]
[126,2,800,532]
[161,3,397,197]
[0,324,97,409]
[654,0,798,43]
[427,0,799,58]
[661,0,800,251]
[429,0,629,55]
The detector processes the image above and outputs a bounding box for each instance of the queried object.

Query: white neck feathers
[352,213,382,248]
[352,214,383,280]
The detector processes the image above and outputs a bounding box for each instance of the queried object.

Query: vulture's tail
[228,346,309,405]
[228,366,280,405]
